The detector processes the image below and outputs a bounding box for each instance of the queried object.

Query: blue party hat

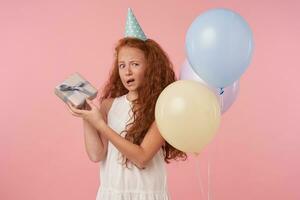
[125,8,147,41]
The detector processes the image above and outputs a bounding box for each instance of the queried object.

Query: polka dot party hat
[125,8,147,41]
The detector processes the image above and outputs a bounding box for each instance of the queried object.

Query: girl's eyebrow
[118,60,140,63]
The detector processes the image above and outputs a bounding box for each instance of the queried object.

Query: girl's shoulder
[101,97,115,117]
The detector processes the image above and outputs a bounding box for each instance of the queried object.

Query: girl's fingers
[83,101,91,110]
[85,99,93,108]
[67,102,82,117]
[86,98,96,108]
[67,102,80,112]
[66,103,76,115]
[86,98,99,110]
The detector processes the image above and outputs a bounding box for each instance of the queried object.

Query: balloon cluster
[155,8,254,155]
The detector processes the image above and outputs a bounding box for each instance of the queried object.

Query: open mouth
[126,78,135,85]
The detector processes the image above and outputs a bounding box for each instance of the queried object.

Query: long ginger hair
[99,37,188,168]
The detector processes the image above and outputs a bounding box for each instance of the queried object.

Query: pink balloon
[179,59,239,114]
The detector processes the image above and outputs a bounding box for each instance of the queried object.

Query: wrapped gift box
[54,72,98,109]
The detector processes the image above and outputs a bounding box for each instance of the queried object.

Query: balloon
[179,59,239,114]
[185,8,254,88]
[155,80,221,154]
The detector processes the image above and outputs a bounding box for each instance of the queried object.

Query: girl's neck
[126,91,138,102]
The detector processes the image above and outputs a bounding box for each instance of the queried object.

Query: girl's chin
[125,83,139,90]
[126,86,137,91]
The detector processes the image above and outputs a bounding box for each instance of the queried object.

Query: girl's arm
[83,119,108,162]
[83,101,108,162]
[95,119,165,169]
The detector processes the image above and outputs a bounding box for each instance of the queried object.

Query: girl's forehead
[118,47,145,61]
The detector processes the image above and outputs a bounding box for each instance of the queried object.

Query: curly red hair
[99,37,188,168]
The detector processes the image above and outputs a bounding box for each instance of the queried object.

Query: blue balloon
[185,8,254,88]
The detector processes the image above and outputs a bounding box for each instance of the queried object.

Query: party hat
[125,8,147,41]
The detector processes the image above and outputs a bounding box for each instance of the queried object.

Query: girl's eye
[133,63,139,67]
[119,64,125,68]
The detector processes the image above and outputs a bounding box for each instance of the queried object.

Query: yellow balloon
[155,80,221,154]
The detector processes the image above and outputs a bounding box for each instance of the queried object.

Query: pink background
[1,0,299,199]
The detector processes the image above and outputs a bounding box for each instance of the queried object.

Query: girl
[66,8,187,200]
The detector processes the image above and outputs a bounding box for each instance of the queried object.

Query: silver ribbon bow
[59,80,94,100]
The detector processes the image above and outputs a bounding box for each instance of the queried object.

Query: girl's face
[118,46,147,92]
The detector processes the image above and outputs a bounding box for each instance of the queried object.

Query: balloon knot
[219,87,224,95]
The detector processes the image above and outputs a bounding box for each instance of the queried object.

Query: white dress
[96,94,171,200]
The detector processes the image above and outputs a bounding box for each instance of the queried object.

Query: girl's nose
[125,66,132,75]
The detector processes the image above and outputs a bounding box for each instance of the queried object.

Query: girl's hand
[66,98,104,128]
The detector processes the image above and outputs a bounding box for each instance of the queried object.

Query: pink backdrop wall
[1,0,299,199]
